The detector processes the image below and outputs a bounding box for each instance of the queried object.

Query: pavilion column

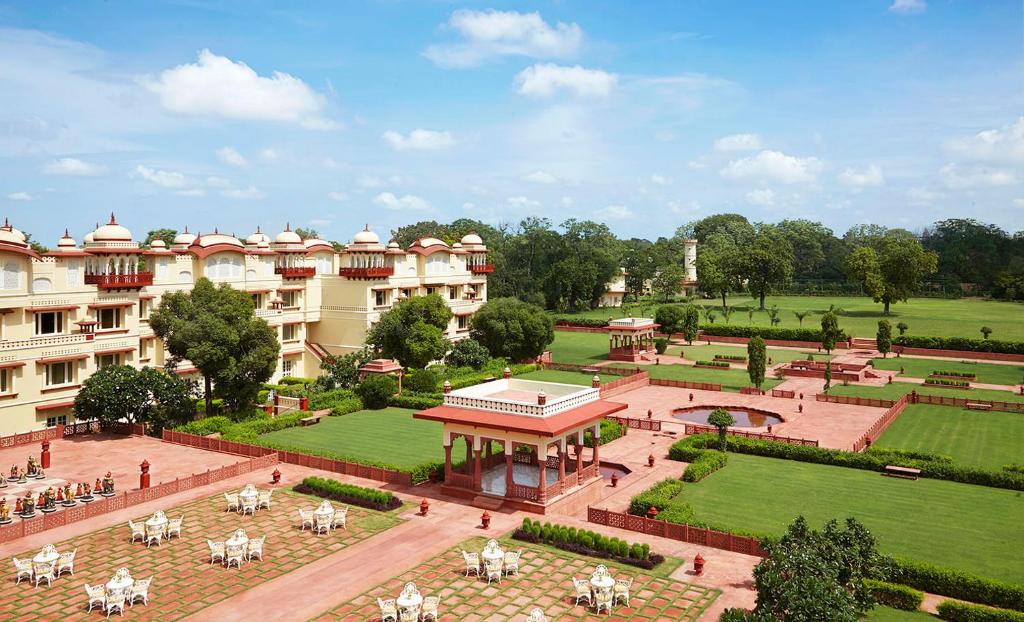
[443,433,453,481]
[537,443,547,502]
[592,423,601,469]
[557,438,567,487]
[472,436,483,492]
[504,443,514,498]
[464,435,473,474]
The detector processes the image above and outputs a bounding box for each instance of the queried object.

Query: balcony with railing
[84,272,154,289]
[274,266,316,279]
[469,263,494,274]
[338,266,395,279]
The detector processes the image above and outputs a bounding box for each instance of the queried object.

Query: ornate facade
[0,217,488,435]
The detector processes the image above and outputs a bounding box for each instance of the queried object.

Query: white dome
[1,219,26,243]
[275,224,302,244]
[452,242,463,249]
[461,232,483,245]
[173,229,197,246]
[246,227,270,246]
[387,240,400,249]
[150,239,167,249]
[83,231,95,244]
[353,225,380,245]
[0,228,26,247]
[57,230,77,248]
[197,233,243,248]
[257,240,270,249]
[92,213,132,241]
[417,237,448,248]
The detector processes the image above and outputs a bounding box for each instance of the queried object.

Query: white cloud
[889,0,926,14]
[327,191,348,202]
[134,164,189,188]
[461,202,475,211]
[144,49,339,129]
[940,163,1017,188]
[515,63,617,98]
[216,146,248,167]
[522,170,559,184]
[357,176,383,189]
[838,164,885,187]
[206,175,231,188]
[945,117,1024,164]
[373,191,430,211]
[714,133,762,152]
[6,192,32,201]
[175,188,206,197]
[597,205,633,220]
[220,185,265,200]
[907,187,945,206]
[720,150,823,184]
[424,9,582,68]
[321,157,346,169]
[745,188,776,206]
[506,196,541,209]
[260,148,279,161]
[42,157,107,176]
[649,174,671,186]
[382,129,455,151]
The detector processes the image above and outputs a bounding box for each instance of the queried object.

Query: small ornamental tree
[74,365,196,430]
[318,347,373,390]
[767,305,781,327]
[444,338,491,369]
[368,294,453,368]
[707,408,735,451]
[721,306,734,324]
[654,305,686,336]
[896,321,909,336]
[820,309,842,354]
[793,310,810,326]
[682,305,700,344]
[980,326,993,340]
[747,335,767,390]
[824,361,833,393]
[876,320,892,358]
[354,374,397,409]
[469,297,554,362]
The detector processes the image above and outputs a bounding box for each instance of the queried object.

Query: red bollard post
[139,460,151,489]
[40,440,51,469]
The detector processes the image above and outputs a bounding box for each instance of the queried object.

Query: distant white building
[600,239,698,307]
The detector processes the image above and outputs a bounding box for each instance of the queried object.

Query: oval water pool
[673,406,783,428]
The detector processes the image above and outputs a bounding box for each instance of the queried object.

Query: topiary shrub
[405,368,439,393]
[354,374,397,409]
[445,338,491,369]
[865,579,924,611]
[654,337,669,354]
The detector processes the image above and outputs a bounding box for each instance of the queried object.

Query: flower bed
[513,518,665,570]
[931,370,977,380]
[292,476,402,512]
[714,354,747,363]
[924,379,972,389]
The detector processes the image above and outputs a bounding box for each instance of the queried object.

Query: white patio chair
[224,492,240,513]
[526,609,549,622]
[377,598,398,622]
[572,578,592,606]
[105,585,129,618]
[613,577,633,607]
[594,586,614,615]
[298,509,314,531]
[246,536,265,561]
[166,516,184,539]
[13,557,33,584]
[144,523,163,547]
[484,558,502,584]
[257,489,273,509]
[398,607,419,622]
[332,506,348,530]
[33,560,55,588]
[207,540,225,565]
[421,596,440,622]
[85,583,107,612]
[39,544,57,558]
[57,548,77,576]
[129,576,152,607]
[240,497,257,516]
[503,549,521,576]
[461,550,480,576]
[128,520,145,543]
[114,567,132,582]
[314,513,332,535]
[225,543,245,569]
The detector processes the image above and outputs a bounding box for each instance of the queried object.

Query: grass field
[515,369,619,385]
[874,404,1024,469]
[827,382,1024,403]
[871,356,1024,386]
[865,606,935,621]
[678,453,1024,583]
[557,295,1024,340]
[548,330,611,365]
[259,408,450,469]
[609,362,784,392]
[667,342,832,364]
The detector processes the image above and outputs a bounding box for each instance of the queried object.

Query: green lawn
[516,369,619,385]
[549,330,611,365]
[667,342,832,364]
[556,295,1024,340]
[827,382,1024,403]
[874,404,1024,469]
[678,453,1024,583]
[613,362,783,392]
[258,408,451,470]
[864,606,935,621]
[871,356,1024,387]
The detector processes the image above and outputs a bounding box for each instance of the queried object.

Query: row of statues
[0,472,116,523]
[3,456,46,487]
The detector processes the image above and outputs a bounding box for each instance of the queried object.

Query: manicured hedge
[696,360,731,368]
[933,370,976,379]
[699,324,847,342]
[937,601,1024,622]
[682,450,728,482]
[890,557,1024,613]
[387,392,444,410]
[896,336,1024,355]
[293,476,401,512]
[514,517,664,570]
[865,579,924,611]
[553,317,611,328]
[716,354,747,362]
[925,378,971,387]
[669,434,1024,491]
[306,388,363,415]
[280,376,316,386]
[584,418,626,447]
[177,416,232,436]
[628,478,686,517]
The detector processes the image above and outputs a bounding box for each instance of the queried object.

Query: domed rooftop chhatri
[461,232,484,246]
[91,213,133,242]
[193,230,244,249]
[57,229,78,249]
[172,227,197,246]
[246,226,271,246]
[352,224,380,245]
[274,223,303,245]
[149,239,167,249]
[417,237,448,248]
[0,218,27,243]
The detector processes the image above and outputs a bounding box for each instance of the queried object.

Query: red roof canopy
[414,399,626,437]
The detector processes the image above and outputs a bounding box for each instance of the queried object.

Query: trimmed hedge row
[937,601,1024,622]
[896,336,1024,355]
[584,418,626,448]
[715,354,747,362]
[699,324,847,342]
[933,370,976,379]
[293,476,401,512]
[628,478,685,517]
[387,392,444,410]
[669,434,1024,491]
[682,450,728,482]
[865,579,924,611]
[890,557,1024,613]
[696,360,731,368]
[515,518,664,570]
[925,378,971,387]
[553,317,611,328]
[306,388,363,415]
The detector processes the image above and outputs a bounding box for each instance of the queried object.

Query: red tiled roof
[414,399,626,437]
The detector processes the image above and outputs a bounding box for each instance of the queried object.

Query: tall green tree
[741,226,795,310]
[73,365,196,430]
[470,297,554,362]
[654,305,686,336]
[707,408,736,451]
[682,305,700,344]
[651,264,685,302]
[150,277,280,413]
[367,294,453,368]
[845,231,939,314]
[820,309,842,354]
[318,347,373,390]
[747,335,767,390]
[876,320,892,358]
[696,232,744,307]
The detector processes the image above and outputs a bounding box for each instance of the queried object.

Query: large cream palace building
[0,215,491,435]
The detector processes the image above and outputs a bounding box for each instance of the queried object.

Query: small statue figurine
[0,497,9,523]
[0,472,6,488]
[82,482,92,497]
[102,471,115,495]
[26,455,38,477]
[36,492,46,509]
[95,477,102,493]
[55,487,63,502]
[17,469,26,484]
[36,468,44,479]
[75,482,83,497]
[9,464,16,478]
[14,497,22,514]
[63,483,74,505]
[44,487,56,510]
[22,493,35,515]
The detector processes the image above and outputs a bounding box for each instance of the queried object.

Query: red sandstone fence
[0,452,279,545]
[599,372,650,397]
[587,506,766,558]
[545,362,641,377]
[852,394,909,452]
[914,393,1024,413]
[161,429,415,486]
[682,423,819,447]
[771,389,796,399]
[699,333,849,350]
[0,421,145,450]
[607,415,662,432]
[815,394,896,408]
[0,426,65,449]
[739,387,764,395]
[649,378,722,392]
[894,345,1024,363]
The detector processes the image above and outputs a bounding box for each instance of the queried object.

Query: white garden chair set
[298,499,347,535]
[461,539,522,585]
[378,582,440,622]
[12,544,76,588]
[84,567,153,618]
[208,528,265,569]
[225,484,273,516]
[571,565,632,615]
[128,510,184,548]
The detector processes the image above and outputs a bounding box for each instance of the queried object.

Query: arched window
[32,277,52,292]
[2,261,20,290]
[315,254,332,274]
[177,270,192,284]
[156,258,169,280]
[246,269,257,280]
[66,260,80,287]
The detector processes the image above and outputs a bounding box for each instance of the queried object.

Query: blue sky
[1,0,1021,246]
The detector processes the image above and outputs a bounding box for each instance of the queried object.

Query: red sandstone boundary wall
[553,325,607,334]
[700,334,850,350]
[161,430,415,486]
[916,393,1024,414]
[607,415,662,432]
[894,345,1024,363]
[0,421,146,450]
[0,425,64,449]
[600,372,650,398]
[650,378,723,392]
[0,452,278,545]
[682,423,819,447]
[546,362,641,377]
[587,506,766,558]
[853,394,909,452]
[816,394,896,408]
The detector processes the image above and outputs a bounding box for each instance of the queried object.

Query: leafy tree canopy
[367,293,453,368]
[470,297,554,362]
[73,365,197,430]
